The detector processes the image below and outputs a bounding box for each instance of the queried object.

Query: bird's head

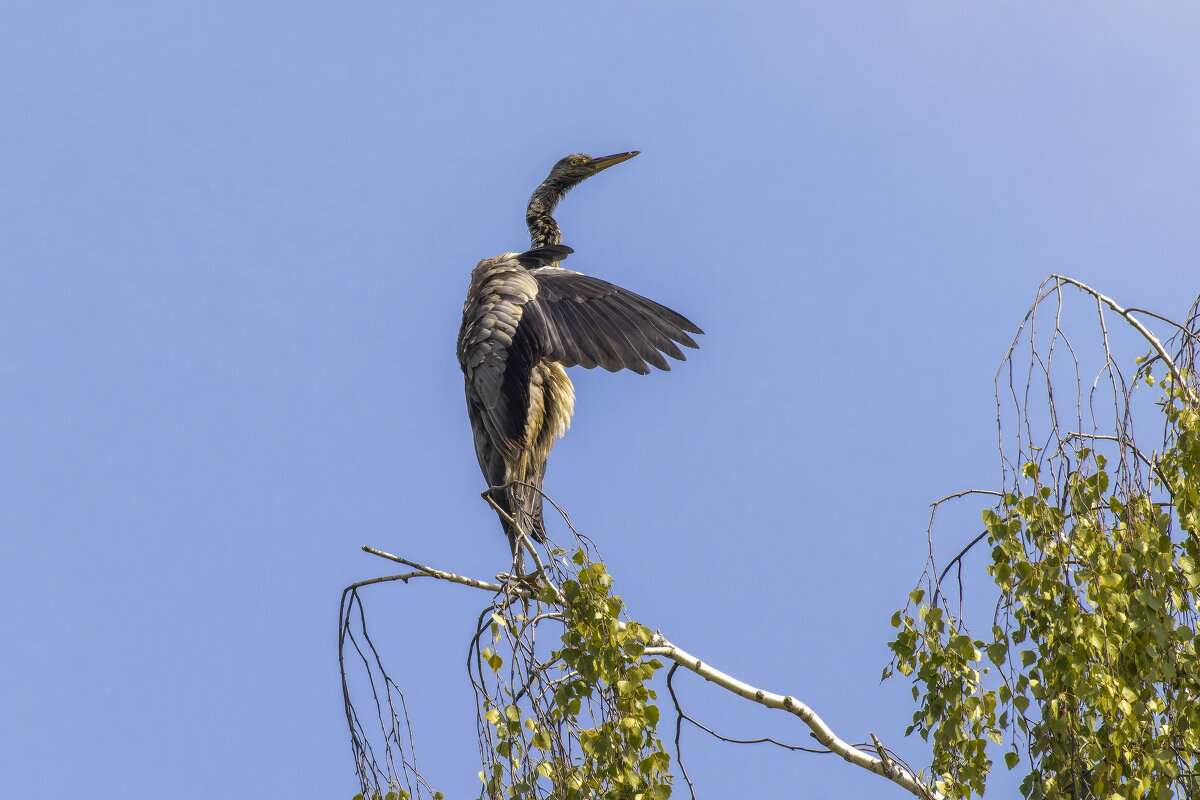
[526,151,640,247]
[540,151,641,196]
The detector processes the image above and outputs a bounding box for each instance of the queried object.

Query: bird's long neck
[526,180,565,248]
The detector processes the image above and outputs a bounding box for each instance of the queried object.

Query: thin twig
[666,665,699,800]
[668,665,833,754]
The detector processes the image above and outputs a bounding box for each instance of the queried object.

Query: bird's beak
[589,151,640,172]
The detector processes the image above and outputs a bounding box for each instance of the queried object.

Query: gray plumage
[457,153,702,554]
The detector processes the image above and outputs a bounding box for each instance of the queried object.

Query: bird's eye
[569,158,582,166]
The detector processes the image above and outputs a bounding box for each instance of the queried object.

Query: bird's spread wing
[458,246,702,454]
[521,269,703,375]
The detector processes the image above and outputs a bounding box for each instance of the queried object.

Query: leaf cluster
[476,551,672,800]
[888,375,1200,799]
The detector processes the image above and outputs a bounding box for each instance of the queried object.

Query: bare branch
[1051,274,1197,405]
[360,546,511,594]
[932,529,989,609]
[643,639,941,799]
[923,490,1004,610]
[930,489,1005,506]
[666,664,699,800]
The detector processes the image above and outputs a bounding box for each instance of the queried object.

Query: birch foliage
[887,285,1200,800]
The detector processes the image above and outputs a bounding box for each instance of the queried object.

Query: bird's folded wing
[521,269,703,375]
[458,257,543,454]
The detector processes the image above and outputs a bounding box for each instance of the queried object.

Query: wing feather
[526,269,702,372]
[457,254,541,454]
[593,296,672,371]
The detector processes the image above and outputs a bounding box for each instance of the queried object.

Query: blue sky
[3,3,1198,798]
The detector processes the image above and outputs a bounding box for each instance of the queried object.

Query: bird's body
[456,153,702,554]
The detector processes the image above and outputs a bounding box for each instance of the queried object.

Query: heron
[456,152,703,558]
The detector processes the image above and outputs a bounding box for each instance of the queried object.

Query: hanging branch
[913,274,1197,623]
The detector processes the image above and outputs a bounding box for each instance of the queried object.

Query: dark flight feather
[524,269,702,373]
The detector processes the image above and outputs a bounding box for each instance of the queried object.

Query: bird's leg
[482,488,544,587]
[508,532,550,592]
[512,522,554,587]
[511,545,528,582]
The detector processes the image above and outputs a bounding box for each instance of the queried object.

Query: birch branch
[356,546,942,800]
[1051,274,1198,405]
[642,639,940,799]
[361,546,510,594]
